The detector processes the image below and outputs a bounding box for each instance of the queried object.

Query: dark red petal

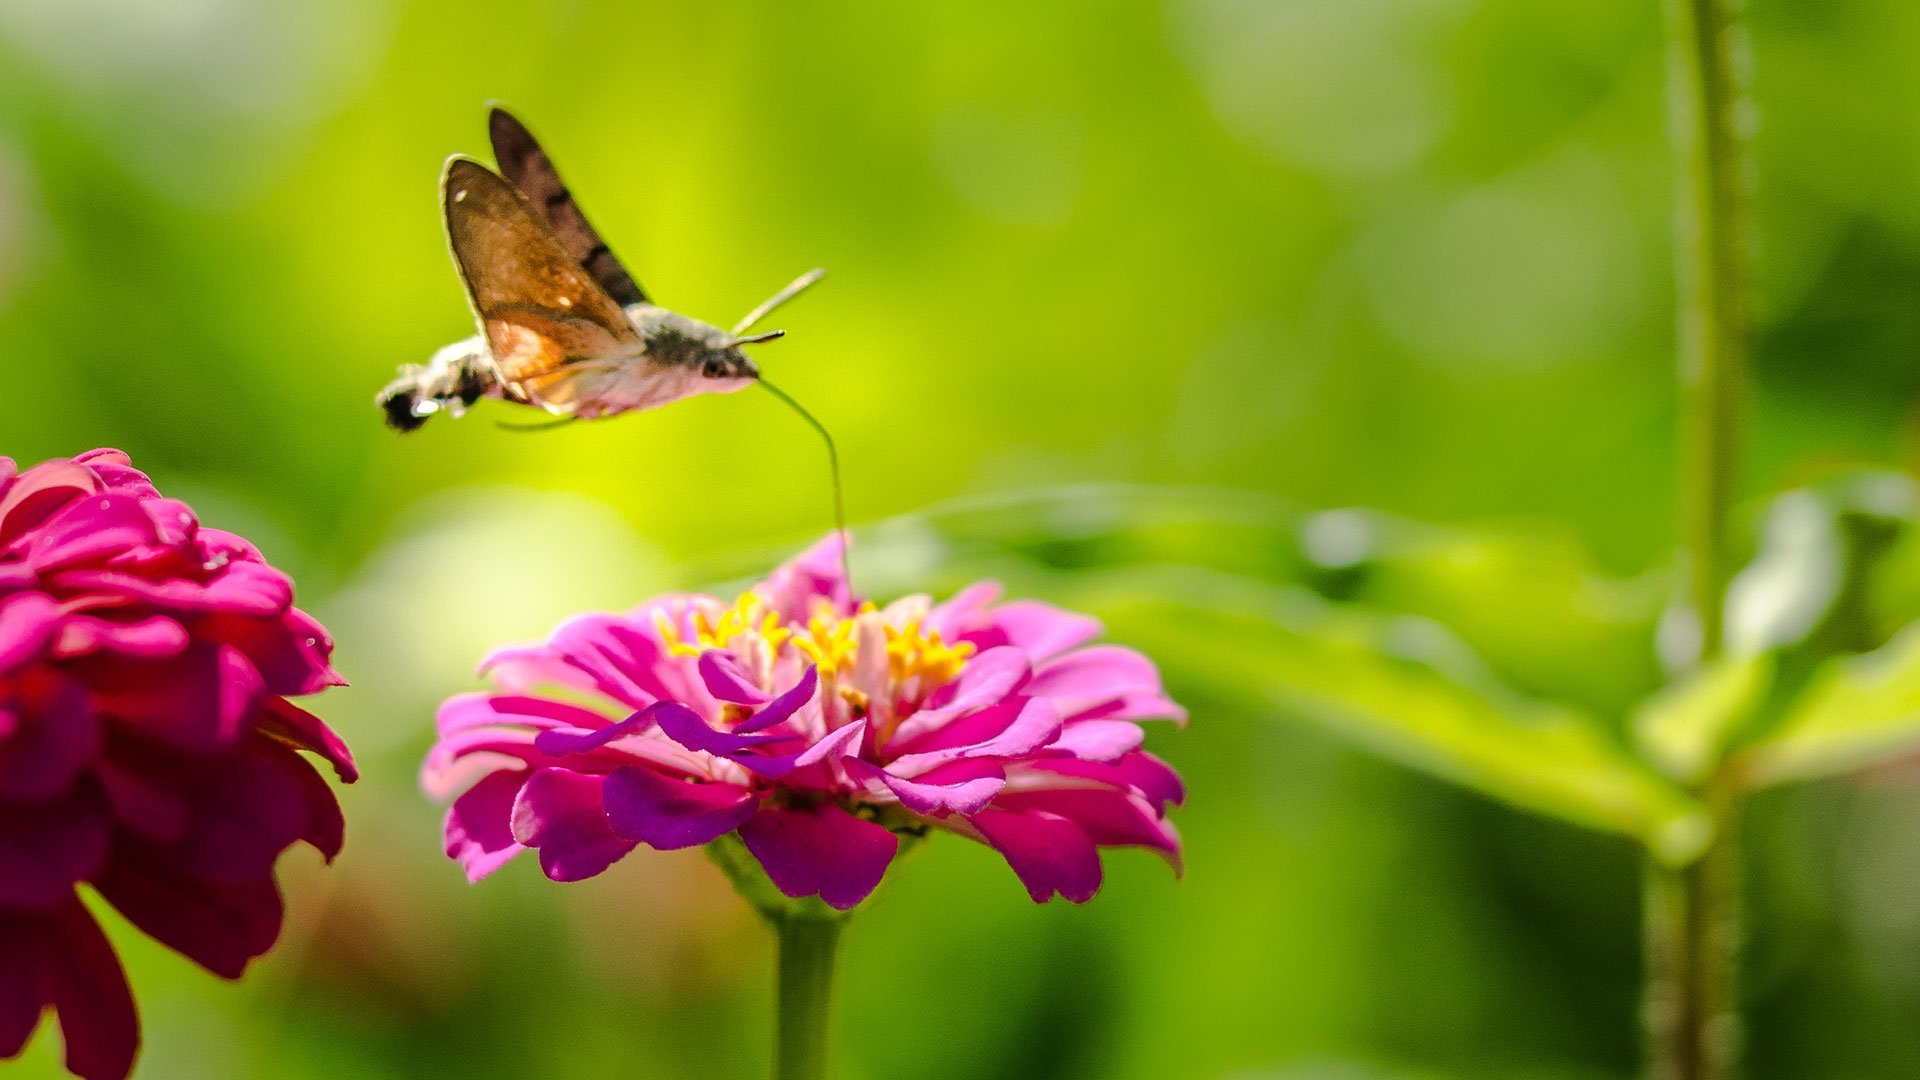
[81,642,264,750]
[0,910,50,1059]
[0,787,111,908]
[258,697,357,783]
[46,899,138,1080]
[93,840,284,979]
[0,670,100,800]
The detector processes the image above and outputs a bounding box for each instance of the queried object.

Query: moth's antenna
[732,268,826,337]
[729,329,786,347]
[757,377,854,595]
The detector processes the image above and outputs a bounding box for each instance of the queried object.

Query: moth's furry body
[378,304,757,431]
[376,108,793,434]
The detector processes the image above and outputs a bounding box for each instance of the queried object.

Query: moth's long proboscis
[757,378,854,593]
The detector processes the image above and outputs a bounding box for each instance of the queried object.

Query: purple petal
[738,804,898,910]
[655,700,797,761]
[699,651,770,704]
[510,768,635,882]
[970,808,1102,904]
[851,758,1005,815]
[533,701,670,756]
[887,698,1061,772]
[445,770,527,882]
[738,666,818,733]
[888,647,1031,747]
[603,766,759,849]
[795,720,867,769]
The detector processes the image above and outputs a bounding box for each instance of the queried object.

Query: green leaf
[1078,568,1709,865]
[1632,653,1773,786]
[1739,620,1920,787]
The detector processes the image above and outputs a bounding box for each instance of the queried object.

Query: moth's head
[699,345,760,390]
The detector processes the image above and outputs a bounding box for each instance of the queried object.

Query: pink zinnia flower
[425,534,1185,910]
[0,450,355,1080]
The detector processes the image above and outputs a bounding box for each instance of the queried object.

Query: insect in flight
[377,108,851,581]
[378,107,825,434]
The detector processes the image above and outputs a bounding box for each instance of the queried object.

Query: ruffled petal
[886,698,1060,772]
[0,670,100,800]
[1027,645,1185,723]
[1041,719,1145,763]
[510,769,635,882]
[45,900,139,1080]
[738,804,897,911]
[93,839,284,979]
[698,651,770,705]
[0,787,111,908]
[445,770,527,882]
[603,766,759,850]
[849,757,1005,815]
[969,808,1102,904]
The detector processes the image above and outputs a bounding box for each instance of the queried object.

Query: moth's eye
[703,358,727,378]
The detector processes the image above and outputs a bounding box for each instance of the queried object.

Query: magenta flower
[0,450,355,1080]
[425,534,1185,910]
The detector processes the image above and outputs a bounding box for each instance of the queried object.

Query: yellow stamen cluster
[657,592,790,658]
[792,603,868,676]
[657,592,976,702]
[884,619,974,687]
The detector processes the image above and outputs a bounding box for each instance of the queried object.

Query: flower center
[658,592,974,705]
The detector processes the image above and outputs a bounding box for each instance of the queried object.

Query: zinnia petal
[603,765,760,849]
[738,804,898,911]
[510,768,636,882]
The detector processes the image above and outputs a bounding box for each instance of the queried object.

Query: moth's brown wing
[489,107,649,306]
[442,156,641,390]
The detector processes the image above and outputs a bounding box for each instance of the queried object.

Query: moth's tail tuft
[378,376,431,433]
[377,345,495,433]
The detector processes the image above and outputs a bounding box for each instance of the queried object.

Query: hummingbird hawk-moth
[378,108,823,432]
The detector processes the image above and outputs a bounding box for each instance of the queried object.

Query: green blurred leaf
[1739,621,1920,787]
[1072,568,1709,865]
[1632,654,1773,786]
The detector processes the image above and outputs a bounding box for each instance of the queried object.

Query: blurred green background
[3,0,1919,1077]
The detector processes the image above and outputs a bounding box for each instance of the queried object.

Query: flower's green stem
[773,914,845,1080]
[1653,0,1753,1076]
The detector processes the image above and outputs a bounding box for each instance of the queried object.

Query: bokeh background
[3,0,1919,1077]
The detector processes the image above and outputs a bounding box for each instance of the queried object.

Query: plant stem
[1668,0,1752,662]
[1643,783,1743,1080]
[773,915,845,1080]
[1652,0,1753,1077]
